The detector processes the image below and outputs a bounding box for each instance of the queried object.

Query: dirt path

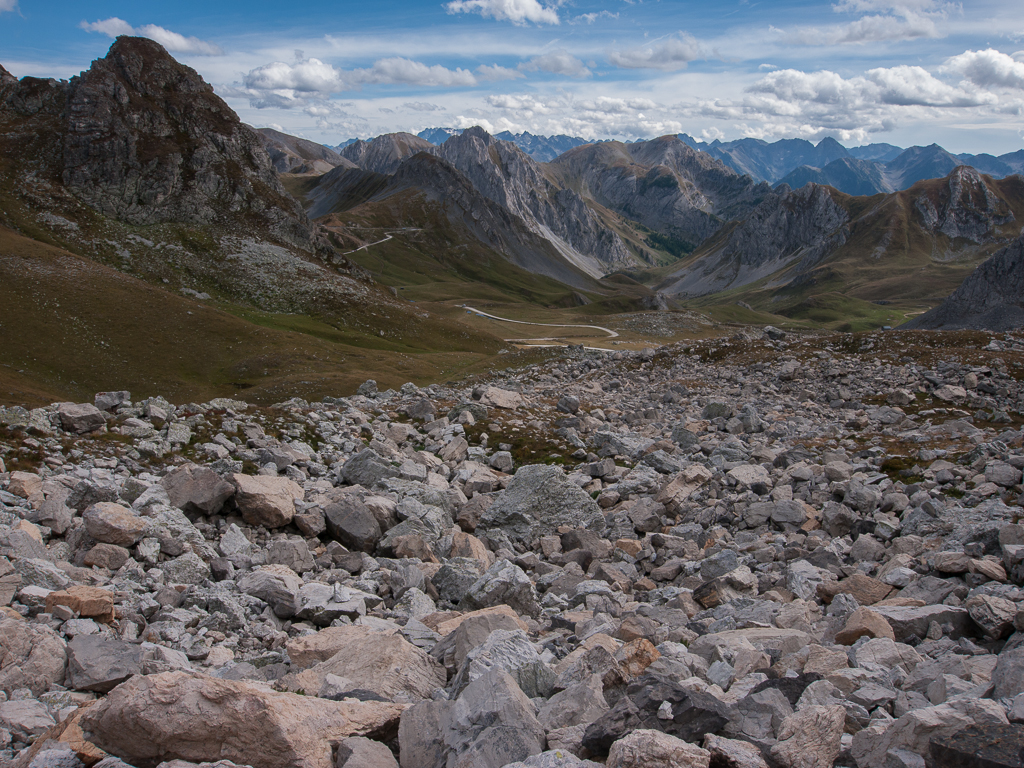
[460,304,620,339]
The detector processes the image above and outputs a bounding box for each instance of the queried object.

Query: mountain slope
[658,166,1024,304]
[904,231,1024,330]
[777,157,894,196]
[547,136,772,258]
[257,128,353,175]
[340,132,435,174]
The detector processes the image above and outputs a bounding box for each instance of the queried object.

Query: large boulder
[287,627,445,702]
[79,671,406,768]
[230,474,303,529]
[0,618,67,696]
[769,705,845,768]
[66,635,143,693]
[58,403,106,434]
[236,565,302,618]
[477,464,604,546]
[162,464,235,515]
[83,503,147,547]
[324,497,382,553]
[607,729,711,768]
[459,559,541,619]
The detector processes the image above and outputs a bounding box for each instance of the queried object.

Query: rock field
[1,327,1024,768]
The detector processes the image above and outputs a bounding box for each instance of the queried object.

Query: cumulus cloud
[80,18,223,55]
[608,33,704,71]
[520,50,591,78]
[476,64,527,81]
[942,49,1024,90]
[240,56,478,108]
[783,0,949,45]
[478,92,679,139]
[445,0,559,25]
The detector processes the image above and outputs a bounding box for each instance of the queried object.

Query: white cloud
[80,18,223,55]
[476,64,526,81]
[403,101,447,112]
[0,0,18,12]
[520,50,591,78]
[241,56,478,108]
[784,0,949,45]
[608,33,704,71]
[571,11,618,25]
[445,0,559,26]
[942,49,1024,90]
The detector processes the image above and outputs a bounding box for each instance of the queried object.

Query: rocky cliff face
[915,165,1015,244]
[549,136,770,248]
[340,132,434,175]
[52,38,317,250]
[430,127,636,277]
[660,183,850,297]
[905,231,1024,330]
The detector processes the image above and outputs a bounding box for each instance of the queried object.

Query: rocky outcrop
[59,37,319,250]
[340,132,434,175]
[905,231,1024,330]
[257,128,353,175]
[914,165,1015,244]
[660,183,850,297]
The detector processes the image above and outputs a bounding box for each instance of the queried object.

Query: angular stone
[460,559,541,619]
[336,736,398,768]
[0,556,21,606]
[0,618,67,696]
[341,450,400,487]
[236,565,302,619]
[79,671,406,768]
[94,390,130,411]
[537,674,609,731]
[81,543,131,571]
[162,464,235,515]
[770,704,845,768]
[230,474,302,529]
[83,503,147,547]
[45,586,115,623]
[992,645,1024,700]
[607,729,711,768]
[478,465,604,546]
[928,723,1024,768]
[703,733,770,768]
[0,699,55,743]
[835,607,896,645]
[66,635,142,693]
[290,628,445,702]
[58,403,106,434]
[324,497,381,553]
[818,574,892,606]
[965,594,1018,640]
[870,605,971,642]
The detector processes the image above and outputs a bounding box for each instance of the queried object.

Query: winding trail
[343,233,393,255]
[459,304,619,339]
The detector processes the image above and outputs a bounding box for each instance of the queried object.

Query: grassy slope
[0,226,503,408]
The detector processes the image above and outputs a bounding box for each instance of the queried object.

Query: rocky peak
[257,128,352,175]
[57,36,317,249]
[339,132,433,175]
[914,165,1014,243]
[0,64,16,87]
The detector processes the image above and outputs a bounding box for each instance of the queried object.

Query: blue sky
[2,0,1023,154]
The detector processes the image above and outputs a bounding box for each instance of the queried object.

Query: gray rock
[236,565,302,619]
[66,635,143,693]
[0,617,67,696]
[992,644,1024,699]
[58,403,106,434]
[341,449,400,487]
[161,464,234,515]
[324,497,382,553]
[450,628,555,698]
[460,559,541,618]
[335,736,399,768]
[478,464,604,546]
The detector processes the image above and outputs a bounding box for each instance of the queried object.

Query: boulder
[477,465,604,546]
[79,671,406,768]
[289,628,445,702]
[0,556,21,605]
[236,565,302,619]
[0,617,67,696]
[83,503,147,547]
[324,497,382,553]
[229,474,302,529]
[870,605,972,642]
[928,723,1024,768]
[45,586,115,623]
[460,559,541,619]
[66,635,143,693]
[336,736,399,768]
[835,607,896,645]
[477,387,525,409]
[769,705,845,768]
[702,734,770,768]
[58,403,106,434]
[607,729,711,768]
[162,465,235,515]
[992,645,1024,699]
[341,450,400,487]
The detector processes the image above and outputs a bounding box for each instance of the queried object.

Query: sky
[2,0,1023,155]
